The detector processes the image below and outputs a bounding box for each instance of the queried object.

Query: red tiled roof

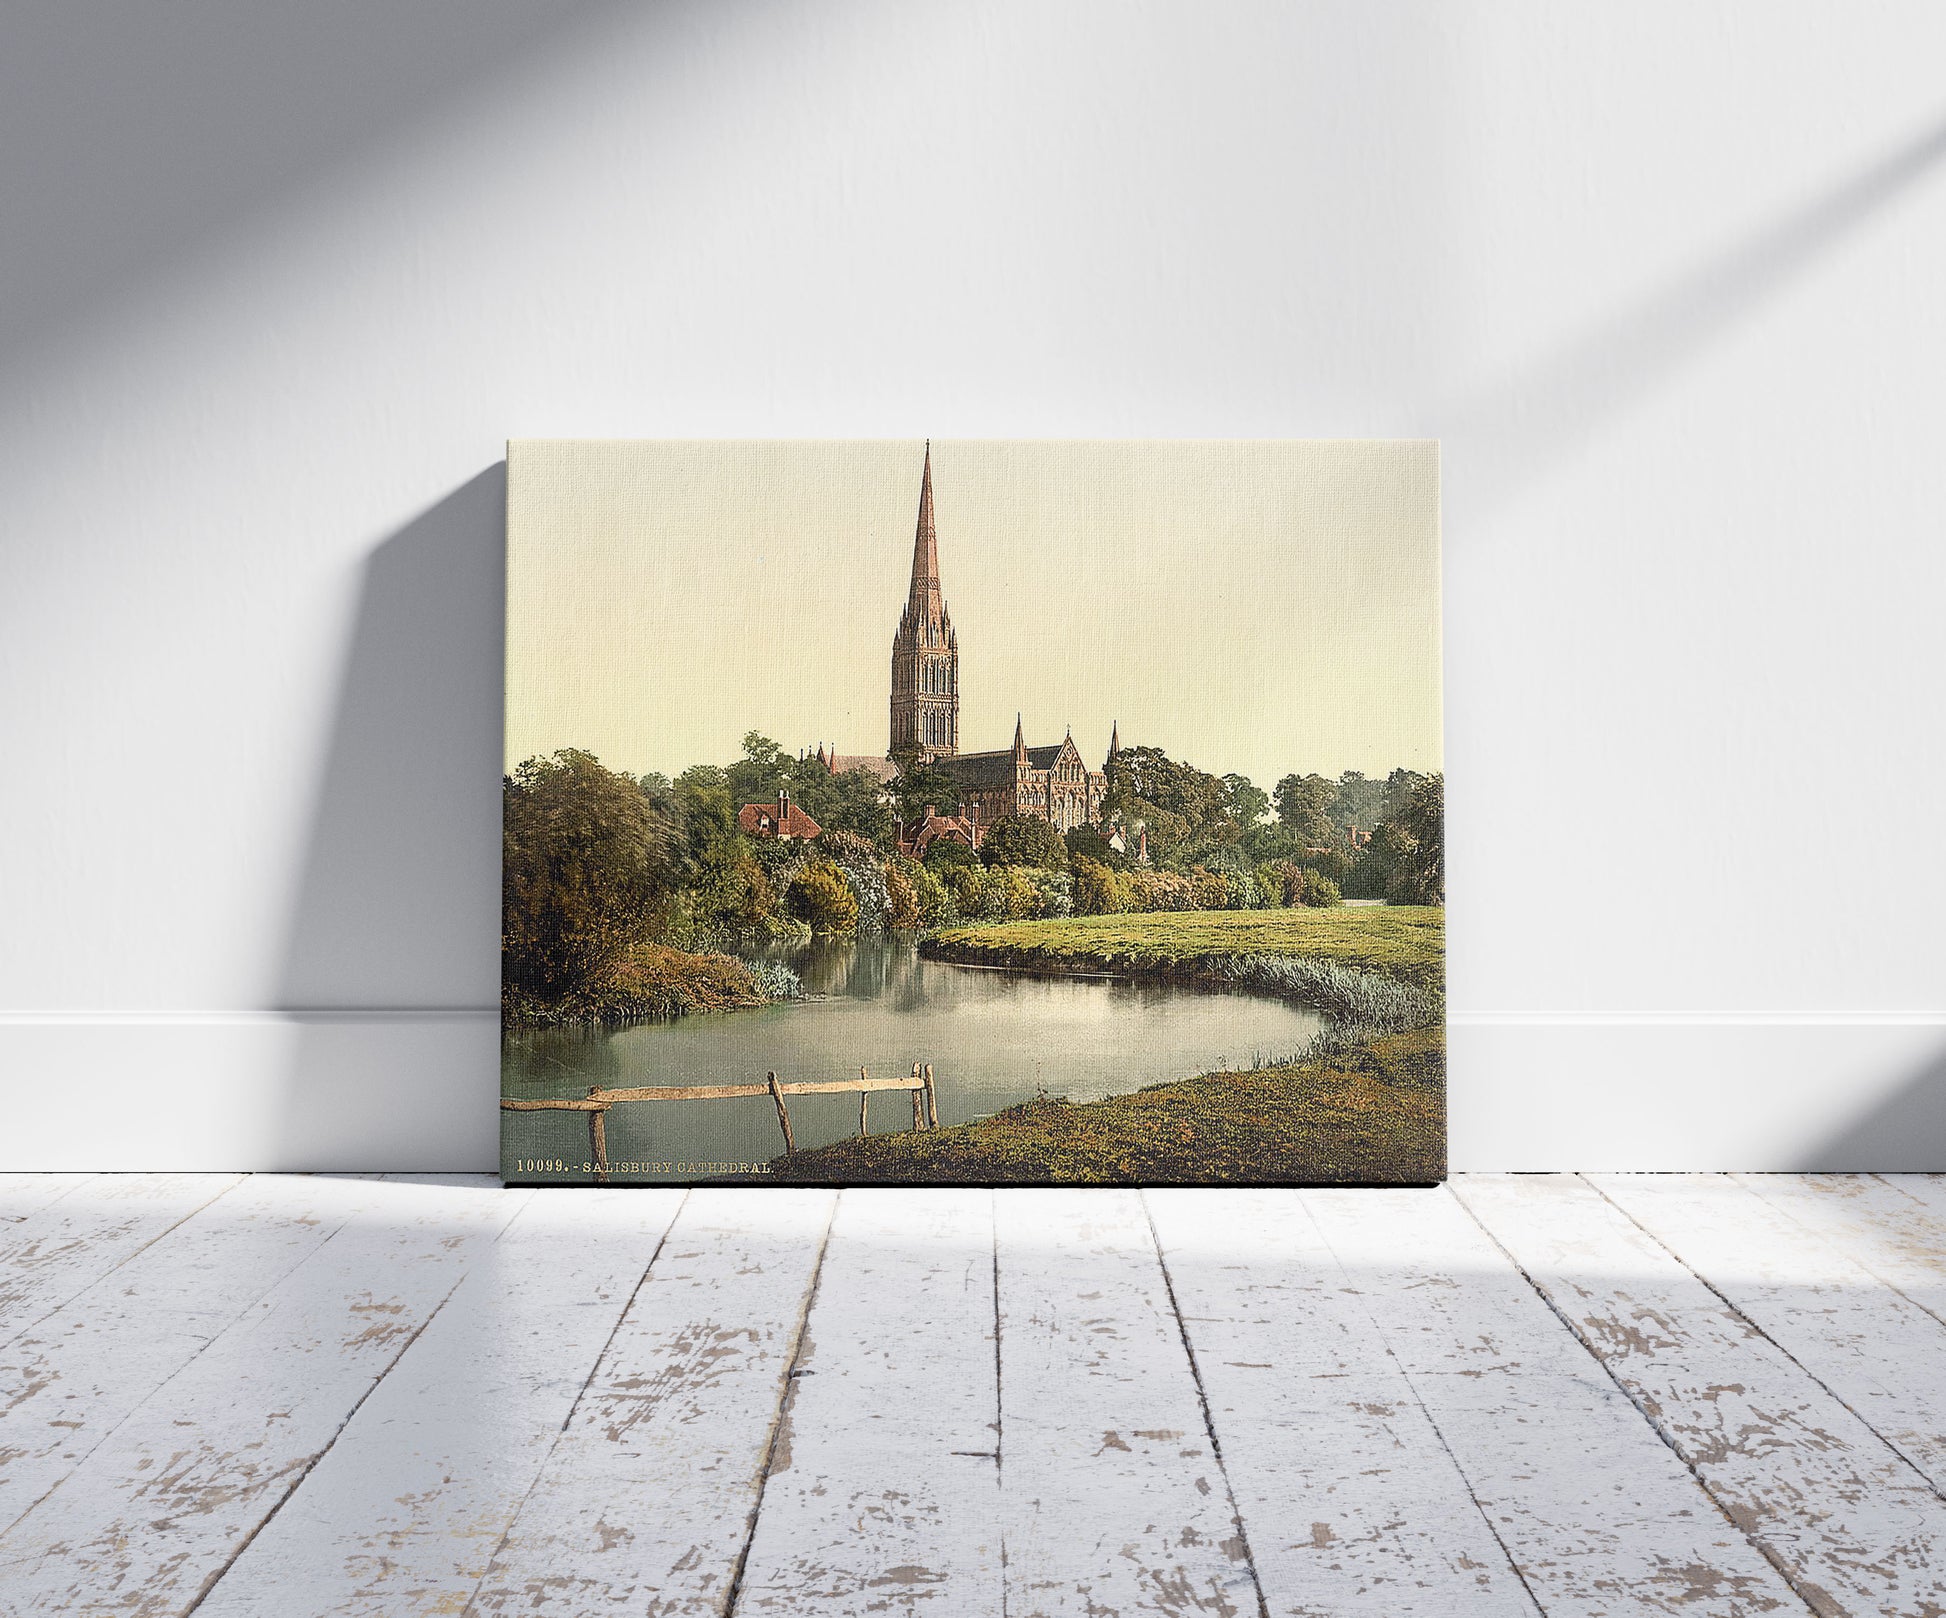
[739,801,822,838]
[899,809,978,858]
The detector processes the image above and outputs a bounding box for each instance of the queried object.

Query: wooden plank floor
[0,1177,1942,1616]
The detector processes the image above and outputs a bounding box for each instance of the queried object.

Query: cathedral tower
[889,443,959,760]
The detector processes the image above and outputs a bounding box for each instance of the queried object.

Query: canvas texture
[502,440,1443,1185]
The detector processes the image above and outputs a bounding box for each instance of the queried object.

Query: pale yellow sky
[505,440,1441,791]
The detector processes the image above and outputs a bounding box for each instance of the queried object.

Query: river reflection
[501,937,1326,1183]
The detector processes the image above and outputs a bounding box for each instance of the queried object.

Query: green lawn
[764,1024,1445,1185]
[925,906,1444,989]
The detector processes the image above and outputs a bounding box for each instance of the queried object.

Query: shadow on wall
[1797,1044,1946,1173]
[0,1,643,376]
[272,466,507,1170]
[1445,110,1946,516]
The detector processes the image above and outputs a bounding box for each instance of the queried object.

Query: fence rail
[501,1062,939,1182]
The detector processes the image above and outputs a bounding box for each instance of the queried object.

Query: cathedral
[815,444,1116,840]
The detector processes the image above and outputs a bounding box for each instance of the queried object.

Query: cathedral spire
[890,442,958,760]
[1012,713,1027,763]
[908,440,939,602]
[1107,721,1119,762]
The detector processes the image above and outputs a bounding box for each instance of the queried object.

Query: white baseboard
[0,1014,1940,1173]
[0,1014,499,1172]
[1448,1018,1946,1171]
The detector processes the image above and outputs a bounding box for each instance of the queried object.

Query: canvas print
[502,440,1443,1185]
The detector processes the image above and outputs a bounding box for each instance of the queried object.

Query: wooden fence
[501,1062,939,1183]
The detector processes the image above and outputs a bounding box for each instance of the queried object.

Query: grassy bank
[923,907,1443,991]
[764,1024,1445,1184]
[502,943,780,1029]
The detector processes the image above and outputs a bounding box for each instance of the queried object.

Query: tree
[686,839,782,942]
[725,731,792,808]
[786,858,859,933]
[892,754,961,824]
[1102,746,1227,858]
[1384,773,1444,904]
[1064,822,1123,868]
[1272,772,1336,849]
[503,751,682,997]
[1223,774,1270,832]
[820,767,897,848]
[1238,819,1302,864]
[671,764,735,870]
[1327,771,1384,839]
[979,814,1068,871]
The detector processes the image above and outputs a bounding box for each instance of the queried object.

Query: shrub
[1022,867,1074,918]
[923,837,981,873]
[683,840,789,945]
[1295,869,1343,908]
[736,958,806,1000]
[1129,870,1196,911]
[883,860,921,930]
[502,942,761,1028]
[821,827,891,935]
[905,859,957,926]
[786,859,860,933]
[1189,866,1232,910]
[1072,856,1136,916]
[1303,847,1354,887]
[944,863,991,918]
[998,865,1043,919]
[821,827,880,866]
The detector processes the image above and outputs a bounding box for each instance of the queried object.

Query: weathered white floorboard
[0,1174,399,1534]
[0,1173,244,1347]
[0,1175,525,1616]
[995,1188,1260,1618]
[1307,1186,1805,1616]
[1594,1173,1946,1498]
[0,1173,95,1221]
[1147,1188,1539,1616]
[465,1188,837,1616]
[1460,1174,1946,1617]
[1734,1175,1946,1324]
[9,1175,1945,1616]
[192,1187,687,1618]
[732,1189,1003,1616]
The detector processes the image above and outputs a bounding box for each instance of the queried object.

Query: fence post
[859,1068,870,1137]
[911,1062,924,1131]
[586,1095,610,1184]
[766,1071,796,1155]
[923,1062,939,1129]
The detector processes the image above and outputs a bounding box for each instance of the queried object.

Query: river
[500,936,1328,1182]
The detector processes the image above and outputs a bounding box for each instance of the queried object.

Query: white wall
[4,1,1942,1171]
